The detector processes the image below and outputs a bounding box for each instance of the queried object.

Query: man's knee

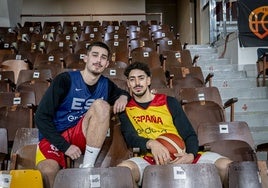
[91,99,110,116]
[215,157,232,171]
[37,159,60,176]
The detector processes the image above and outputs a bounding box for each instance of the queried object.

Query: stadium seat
[0,92,36,143]
[0,128,8,170]
[228,161,262,188]
[257,160,268,188]
[142,163,222,188]
[202,140,257,162]
[16,69,52,86]
[197,121,255,149]
[53,166,134,188]
[256,53,268,87]
[0,59,30,84]
[0,71,16,92]
[178,87,238,132]
[158,38,183,54]
[9,169,43,188]
[9,128,38,170]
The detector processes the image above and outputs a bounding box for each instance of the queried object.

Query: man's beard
[133,87,148,97]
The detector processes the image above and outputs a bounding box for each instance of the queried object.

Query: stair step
[203,70,247,79]
[212,78,256,88]
[220,87,268,100]
[229,98,268,112]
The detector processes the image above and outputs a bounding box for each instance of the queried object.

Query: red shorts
[38,117,86,168]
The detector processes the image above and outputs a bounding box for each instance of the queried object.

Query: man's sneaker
[79,163,94,168]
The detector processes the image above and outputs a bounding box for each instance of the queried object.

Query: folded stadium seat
[63,53,86,70]
[161,49,199,70]
[73,40,90,55]
[257,160,268,187]
[9,127,39,170]
[0,71,16,92]
[102,20,120,28]
[158,38,183,55]
[108,60,128,69]
[102,67,126,81]
[62,21,81,34]
[168,66,214,90]
[129,39,156,55]
[79,32,103,42]
[202,140,257,162]
[23,21,42,32]
[128,30,151,43]
[42,21,62,35]
[142,163,222,188]
[16,69,52,87]
[178,87,238,132]
[0,92,36,144]
[55,33,80,43]
[104,39,128,63]
[151,30,177,43]
[46,40,74,57]
[82,21,101,28]
[84,25,105,35]
[17,80,50,106]
[0,59,30,84]
[33,53,65,78]
[9,169,43,188]
[103,31,127,42]
[0,128,8,170]
[150,67,169,89]
[150,24,172,33]
[197,121,255,149]
[228,161,262,188]
[256,53,268,87]
[53,166,134,188]
[120,20,139,27]
[130,50,162,70]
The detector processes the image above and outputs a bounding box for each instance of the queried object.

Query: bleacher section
[0,20,268,188]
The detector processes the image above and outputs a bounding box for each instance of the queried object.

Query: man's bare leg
[215,158,232,188]
[37,159,60,188]
[117,160,140,188]
[81,99,111,167]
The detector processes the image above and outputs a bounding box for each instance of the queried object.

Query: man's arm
[167,96,199,157]
[119,111,150,153]
[35,72,71,152]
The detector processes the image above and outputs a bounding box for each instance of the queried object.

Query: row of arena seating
[1,20,268,187]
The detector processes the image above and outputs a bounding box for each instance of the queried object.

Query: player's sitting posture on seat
[35,42,129,188]
[117,62,232,187]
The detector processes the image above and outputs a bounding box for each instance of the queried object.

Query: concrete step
[197,58,231,66]
[229,98,268,113]
[212,78,256,88]
[250,126,268,146]
[230,111,268,128]
[220,87,268,100]
[203,70,247,79]
[200,64,238,72]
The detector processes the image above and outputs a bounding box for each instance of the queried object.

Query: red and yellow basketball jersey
[125,94,180,139]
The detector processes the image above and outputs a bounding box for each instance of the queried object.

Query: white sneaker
[79,163,94,168]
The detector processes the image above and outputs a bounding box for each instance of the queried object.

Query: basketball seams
[157,135,184,153]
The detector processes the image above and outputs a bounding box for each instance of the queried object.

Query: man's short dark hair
[124,61,151,78]
[87,41,111,59]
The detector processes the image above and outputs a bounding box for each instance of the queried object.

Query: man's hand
[147,139,172,165]
[65,145,82,160]
[169,153,194,164]
[113,95,128,114]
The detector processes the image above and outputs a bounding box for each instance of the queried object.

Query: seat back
[0,128,8,170]
[0,92,36,142]
[53,167,135,188]
[16,69,52,86]
[197,121,255,149]
[10,169,43,188]
[228,161,262,188]
[142,163,222,188]
[9,128,39,170]
[257,160,268,188]
[203,140,257,162]
[0,71,15,92]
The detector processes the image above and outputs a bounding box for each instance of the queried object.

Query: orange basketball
[156,133,186,160]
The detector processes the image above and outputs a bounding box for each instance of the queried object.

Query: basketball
[156,133,186,161]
